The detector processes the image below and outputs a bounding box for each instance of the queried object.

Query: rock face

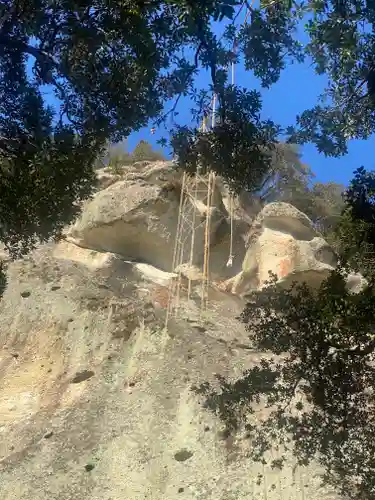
[67,162,232,274]
[68,179,180,271]
[227,202,339,297]
[0,162,350,500]
[95,167,122,190]
[0,244,339,500]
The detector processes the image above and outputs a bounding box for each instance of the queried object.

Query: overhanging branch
[0,35,60,70]
[0,34,81,127]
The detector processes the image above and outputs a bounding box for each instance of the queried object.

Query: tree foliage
[3,0,375,261]
[254,142,345,235]
[132,140,166,163]
[308,181,346,233]
[333,167,375,278]
[194,170,375,499]
[269,0,375,156]
[195,268,375,499]
[256,143,314,205]
[0,0,241,260]
[94,139,166,173]
[171,87,281,193]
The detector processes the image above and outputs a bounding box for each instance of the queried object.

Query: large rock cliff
[0,161,348,499]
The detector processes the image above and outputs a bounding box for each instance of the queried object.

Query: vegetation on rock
[257,143,346,235]
[132,140,166,164]
[334,167,375,279]
[95,139,166,173]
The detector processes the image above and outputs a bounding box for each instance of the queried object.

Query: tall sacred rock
[0,161,348,500]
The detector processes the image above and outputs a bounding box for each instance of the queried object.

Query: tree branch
[327,337,375,357]
[0,1,19,36]
[0,34,82,128]
[0,35,60,69]
[154,1,249,129]
[155,41,204,126]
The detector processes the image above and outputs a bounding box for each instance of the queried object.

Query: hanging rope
[164,3,253,326]
[211,93,217,129]
[202,171,216,315]
[226,194,234,267]
[226,29,238,268]
[225,4,252,269]
[201,112,208,132]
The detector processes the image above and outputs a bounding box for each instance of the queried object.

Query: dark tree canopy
[198,271,375,499]
[0,0,203,258]
[334,167,375,278]
[2,0,375,258]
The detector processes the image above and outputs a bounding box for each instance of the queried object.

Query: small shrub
[96,140,166,175]
[107,152,131,175]
[132,140,166,163]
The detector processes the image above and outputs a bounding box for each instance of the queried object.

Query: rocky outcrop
[67,179,180,271]
[224,202,360,297]
[0,162,356,500]
[95,168,122,190]
[67,163,231,273]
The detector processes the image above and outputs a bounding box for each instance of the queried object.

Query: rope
[224,3,252,268]
[226,24,239,269]
[226,193,234,267]
[201,113,208,132]
[211,93,217,129]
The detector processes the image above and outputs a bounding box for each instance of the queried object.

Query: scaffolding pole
[164,4,251,329]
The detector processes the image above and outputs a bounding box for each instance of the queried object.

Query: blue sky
[126,10,375,188]
[35,8,375,188]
